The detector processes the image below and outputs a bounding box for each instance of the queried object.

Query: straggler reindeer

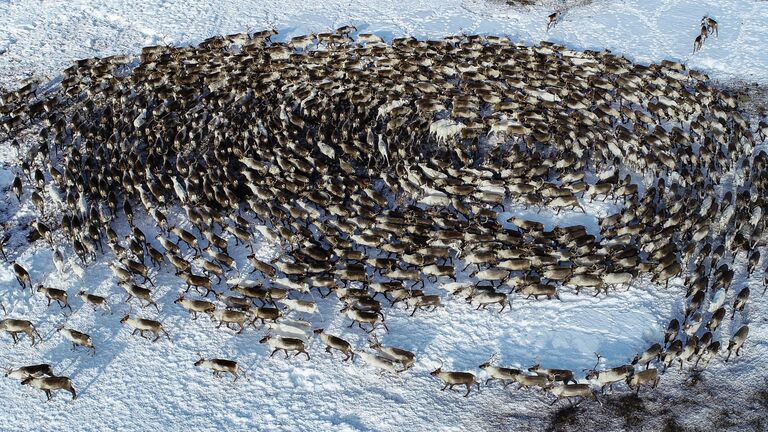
[77,290,110,313]
[57,327,96,354]
[4,364,54,380]
[0,319,42,345]
[627,368,659,393]
[174,294,216,319]
[664,319,680,347]
[693,34,705,53]
[340,305,388,332]
[314,329,355,361]
[703,16,718,37]
[212,308,250,333]
[549,384,598,406]
[465,287,509,312]
[632,343,662,369]
[36,284,72,311]
[584,354,634,393]
[260,334,310,360]
[120,315,171,342]
[194,354,244,381]
[430,361,480,397]
[21,375,77,401]
[725,325,749,362]
[547,11,561,32]
[357,351,402,374]
[479,354,521,387]
[12,262,31,290]
[370,334,415,370]
[529,364,577,385]
[731,287,749,318]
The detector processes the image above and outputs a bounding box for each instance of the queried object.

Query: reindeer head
[479,353,499,369]
[194,352,205,367]
[430,360,444,376]
[583,353,603,379]
[369,333,382,349]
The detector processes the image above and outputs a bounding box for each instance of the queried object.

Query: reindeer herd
[0,23,764,407]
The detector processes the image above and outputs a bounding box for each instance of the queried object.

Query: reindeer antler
[370,333,381,347]
[591,352,602,371]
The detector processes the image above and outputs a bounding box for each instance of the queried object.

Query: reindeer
[177,271,215,297]
[547,11,561,32]
[731,287,749,318]
[335,25,357,37]
[279,298,318,315]
[660,340,683,372]
[260,334,310,360]
[120,315,170,342]
[549,384,598,406]
[404,294,441,316]
[21,376,77,400]
[465,287,508,312]
[584,354,634,393]
[57,327,95,354]
[174,294,216,319]
[664,319,680,347]
[529,364,577,385]
[341,305,387,332]
[77,290,110,313]
[430,361,480,397]
[358,351,402,373]
[694,341,720,369]
[693,34,705,53]
[513,373,552,391]
[632,343,662,369]
[702,16,718,37]
[314,329,355,361]
[118,281,160,312]
[12,262,31,290]
[369,334,415,370]
[212,309,250,333]
[0,319,41,345]
[626,368,659,393]
[725,325,749,362]
[249,306,281,327]
[4,364,54,380]
[479,353,521,387]
[195,354,244,381]
[36,284,72,311]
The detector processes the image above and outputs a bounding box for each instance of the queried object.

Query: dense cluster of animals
[0,24,764,405]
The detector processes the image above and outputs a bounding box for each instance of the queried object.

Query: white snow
[0,0,767,431]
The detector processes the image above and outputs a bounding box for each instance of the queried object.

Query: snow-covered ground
[0,1,767,431]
